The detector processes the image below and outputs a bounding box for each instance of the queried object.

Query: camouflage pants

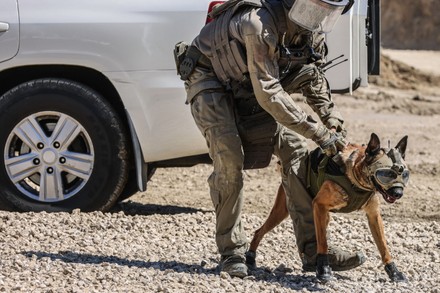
[190,89,316,257]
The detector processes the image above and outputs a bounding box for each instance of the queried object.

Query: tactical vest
[207,0,290,170]
[307,149,375,213]
[209,0,288,86]
[209,0,323,170]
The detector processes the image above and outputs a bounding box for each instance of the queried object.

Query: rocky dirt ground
[1,50,438,293]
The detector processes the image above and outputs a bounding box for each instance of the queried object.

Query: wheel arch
[0,65,126,122]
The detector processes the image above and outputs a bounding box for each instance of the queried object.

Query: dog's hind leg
[363,195,407,282]
[246,184,289,268]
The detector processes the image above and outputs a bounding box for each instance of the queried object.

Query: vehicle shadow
[110,201,210,216]
[21,250,324,291]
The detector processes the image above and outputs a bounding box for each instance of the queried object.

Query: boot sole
[228,270,248,278]
[303,253,366,272]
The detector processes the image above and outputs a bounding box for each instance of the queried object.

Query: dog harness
[307,148,375,213]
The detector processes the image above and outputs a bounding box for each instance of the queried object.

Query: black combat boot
[301,242,366,272]
[219,254,248,278]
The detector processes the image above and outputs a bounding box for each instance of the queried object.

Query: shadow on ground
[111,201,210,216]
[21,250,324,291]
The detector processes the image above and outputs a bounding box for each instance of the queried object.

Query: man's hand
[325,117,347,137]
[319,131,347,157]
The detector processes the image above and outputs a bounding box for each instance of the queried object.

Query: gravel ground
[0,208,439,293]
[1,51,440,292]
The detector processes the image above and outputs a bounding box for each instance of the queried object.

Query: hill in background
[381,0,439,50]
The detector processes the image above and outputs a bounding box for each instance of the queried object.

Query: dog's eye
[376,169,397,184]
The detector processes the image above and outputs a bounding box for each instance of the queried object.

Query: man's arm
[242,9,330,143]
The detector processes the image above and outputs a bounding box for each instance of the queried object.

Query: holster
[173,42,189,77]
[174,42,212,81]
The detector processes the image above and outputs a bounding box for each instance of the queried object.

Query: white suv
[0,0,380,212]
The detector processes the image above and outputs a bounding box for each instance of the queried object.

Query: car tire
[0,78,129,212]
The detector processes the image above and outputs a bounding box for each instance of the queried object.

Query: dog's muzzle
[374,182,404,204]
[387,186,404,199]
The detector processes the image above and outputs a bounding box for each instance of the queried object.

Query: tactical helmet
[285,0,348,33]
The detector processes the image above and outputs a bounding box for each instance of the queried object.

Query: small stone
[220,271,231,279]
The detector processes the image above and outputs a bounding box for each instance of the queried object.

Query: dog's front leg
[312,183,334,282]
[312,181,350,282]
[364,195,407,282]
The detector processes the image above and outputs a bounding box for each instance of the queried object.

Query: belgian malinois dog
[246,133,409,282]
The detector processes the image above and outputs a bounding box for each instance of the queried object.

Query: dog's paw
[316,254,333,283]
[245,250,257,270]
[385,262,407,282]
[316,265,333,283]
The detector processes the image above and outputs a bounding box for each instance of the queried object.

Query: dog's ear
[366,133,381,157]
[395,135,408,159]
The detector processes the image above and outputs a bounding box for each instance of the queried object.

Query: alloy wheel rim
[4,111,95,202]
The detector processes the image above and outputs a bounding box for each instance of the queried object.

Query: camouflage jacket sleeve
[240,8,329,142]
[295,32,344,128]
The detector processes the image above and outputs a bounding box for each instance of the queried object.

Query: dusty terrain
[0,52,439,292]
[2,22,440,293]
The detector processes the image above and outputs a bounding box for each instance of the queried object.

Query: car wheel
[0,78,129,212]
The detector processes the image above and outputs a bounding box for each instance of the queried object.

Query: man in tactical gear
[176,0,364,277]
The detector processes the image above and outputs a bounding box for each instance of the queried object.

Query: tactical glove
[325,117,347,137]
[319,131,347,157]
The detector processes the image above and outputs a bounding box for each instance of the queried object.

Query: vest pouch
[230,75,254,100]
[236,108,278,169]
[242,144,275,169]
[237,110,277,144]
[229,39,248,75]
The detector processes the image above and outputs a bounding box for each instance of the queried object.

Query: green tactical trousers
[190,89,316,257]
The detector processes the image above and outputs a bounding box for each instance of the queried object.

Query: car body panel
[0,0,19,62]
[107,70,208,162]
[0,0,374,164]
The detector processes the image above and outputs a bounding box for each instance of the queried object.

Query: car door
[0,0,19,62]
[325,0,380,93]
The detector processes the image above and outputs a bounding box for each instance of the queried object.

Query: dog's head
[364,133,409,204]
